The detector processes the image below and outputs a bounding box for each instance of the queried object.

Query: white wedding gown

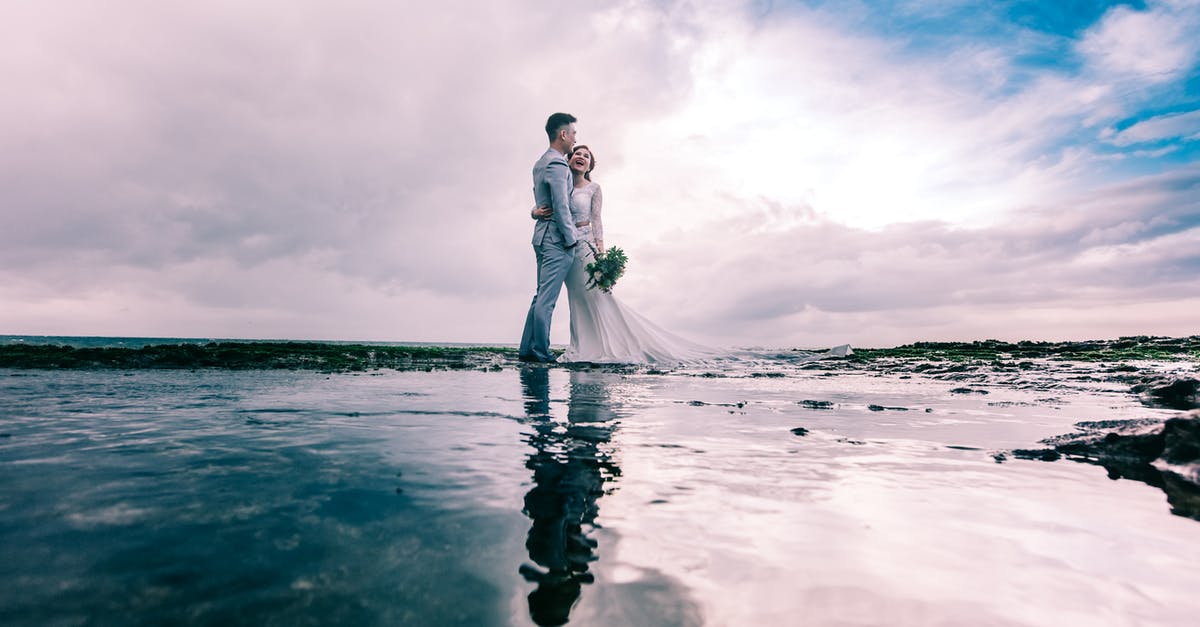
[557,182,718,364]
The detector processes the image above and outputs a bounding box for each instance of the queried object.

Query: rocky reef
[0,342,515,373]
[1009,412,1200,520]
[849,335,1200,363]
[3,335,1196,376]
[1132,377,1200,410]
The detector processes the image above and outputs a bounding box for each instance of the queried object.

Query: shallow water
[1,362,1198,626]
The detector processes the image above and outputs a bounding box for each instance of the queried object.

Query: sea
[1,335,1198,626]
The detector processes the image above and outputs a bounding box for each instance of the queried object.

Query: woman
[532,145,715,364]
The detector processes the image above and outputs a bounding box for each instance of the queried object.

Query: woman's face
[570,149,592,174]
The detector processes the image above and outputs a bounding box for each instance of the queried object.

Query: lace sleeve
[590,183,603,245]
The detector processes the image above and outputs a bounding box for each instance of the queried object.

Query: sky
[2,0,1198,348]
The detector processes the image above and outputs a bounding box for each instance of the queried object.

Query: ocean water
[2,334,511,349]
[2,348,1199,626]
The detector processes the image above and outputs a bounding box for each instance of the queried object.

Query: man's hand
[531,205,552,220]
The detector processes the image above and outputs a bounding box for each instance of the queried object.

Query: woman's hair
[571,145,596,181]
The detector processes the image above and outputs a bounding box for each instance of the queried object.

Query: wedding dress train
[553,183,851,365]
[557,183,716,364]
[558,250,718,363]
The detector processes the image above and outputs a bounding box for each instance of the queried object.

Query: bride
[532,145,716,364]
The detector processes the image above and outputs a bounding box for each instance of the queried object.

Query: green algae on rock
[850,336,1200,363]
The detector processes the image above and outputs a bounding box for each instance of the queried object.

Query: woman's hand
[531,205,552,220]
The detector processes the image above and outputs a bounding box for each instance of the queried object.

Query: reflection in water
[518,367,622,626]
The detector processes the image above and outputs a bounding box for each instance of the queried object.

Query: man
[519,113,580,363]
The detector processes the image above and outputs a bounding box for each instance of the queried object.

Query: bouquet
[584,243,627,293]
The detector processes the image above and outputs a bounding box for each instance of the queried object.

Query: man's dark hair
[545,112,577,142]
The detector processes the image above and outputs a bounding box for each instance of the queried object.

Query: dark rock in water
[949,387,989,395]
[1133,377,1199,410]
[1161,472,1200,523]
[1012,448,1061,462]
[790,427,810,437]
[1009,413,1200,520]
[1161,414,1200,466]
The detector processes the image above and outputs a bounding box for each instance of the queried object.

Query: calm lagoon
[1,358,1198,626]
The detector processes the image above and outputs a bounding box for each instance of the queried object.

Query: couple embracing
[518,113,712,365]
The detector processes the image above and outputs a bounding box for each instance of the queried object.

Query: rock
[949,387,989,395]
[798,400,833,409]
[1009,414,1200,520]
[1154,411,1200,484]
[1161,412,1200,464]
[1012,448,1061,461]
[790,427,809,437]
[1133,377,1199,410]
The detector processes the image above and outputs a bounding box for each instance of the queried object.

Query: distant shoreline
[0,335,518,350]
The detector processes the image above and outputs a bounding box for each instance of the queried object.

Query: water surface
[1,360,1197,626]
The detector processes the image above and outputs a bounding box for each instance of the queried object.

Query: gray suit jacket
[531,147,579,249]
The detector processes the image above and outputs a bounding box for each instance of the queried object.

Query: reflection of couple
[518,367,621,626]
[518,112,713,364]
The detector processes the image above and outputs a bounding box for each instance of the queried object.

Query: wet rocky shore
[0,341,514,372]
[2,335,1197,374]
[4,335,1199,521]
[4,335,1200,624]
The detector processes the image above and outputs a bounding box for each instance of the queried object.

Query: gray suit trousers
[519,240,575,362]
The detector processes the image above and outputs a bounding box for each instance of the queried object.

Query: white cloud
[1106,109,1200,146]
[610,167,1200,346]
[1078,1,1200,84]
[1,0,1198,347]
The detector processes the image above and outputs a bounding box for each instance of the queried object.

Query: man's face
[561,123,577,149]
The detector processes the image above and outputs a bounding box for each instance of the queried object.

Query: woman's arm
[591,184,604,251]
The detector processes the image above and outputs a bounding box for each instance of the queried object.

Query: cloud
[1077,1,1200,84]
[614,167,1200,346]
[1105,109,1200,145]
[1,0,1198,346]
[0,0,696,292]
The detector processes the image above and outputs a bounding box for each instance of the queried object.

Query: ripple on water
[0,360,1198,626]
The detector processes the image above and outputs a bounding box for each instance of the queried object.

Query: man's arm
[546,159,579,247]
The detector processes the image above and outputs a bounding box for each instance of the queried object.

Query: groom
[519,113,580,363]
